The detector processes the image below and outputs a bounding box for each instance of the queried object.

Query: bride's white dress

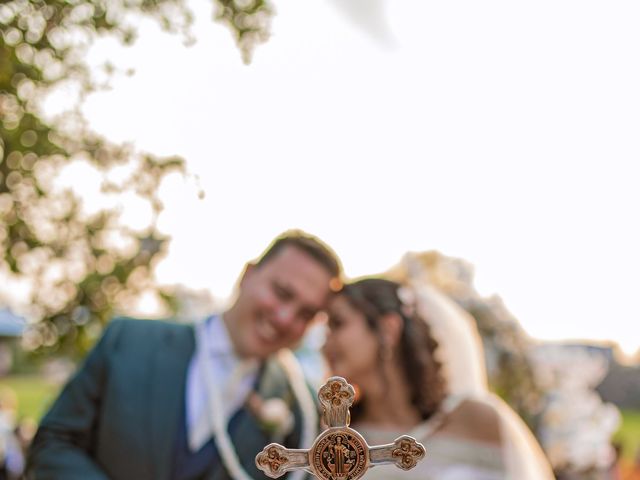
[356,394,506,480]
[360,427,505,480]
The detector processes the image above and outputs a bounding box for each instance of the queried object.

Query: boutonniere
[247,392,295,442]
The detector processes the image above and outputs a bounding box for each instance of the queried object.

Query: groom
[27,231,342,480]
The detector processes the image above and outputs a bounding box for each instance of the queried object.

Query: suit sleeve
[26,321,125,480]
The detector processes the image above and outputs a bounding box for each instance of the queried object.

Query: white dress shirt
[186,315,259,452]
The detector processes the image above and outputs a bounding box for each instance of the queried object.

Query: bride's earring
[379,313,402,363]
[381,342,394,362]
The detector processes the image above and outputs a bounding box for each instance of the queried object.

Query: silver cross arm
[255,444,312,477]
[369,435,426,470]
[256,377,426,480]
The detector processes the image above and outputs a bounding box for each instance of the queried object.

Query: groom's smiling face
[227,245,333,359]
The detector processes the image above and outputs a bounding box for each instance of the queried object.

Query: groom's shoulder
[101,317,194,349]
[107,316,192,334]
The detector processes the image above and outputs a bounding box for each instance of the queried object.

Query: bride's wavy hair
[340,278,447,421]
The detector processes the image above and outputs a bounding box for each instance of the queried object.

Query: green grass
[615,409,640,461]
[1,374,61,421]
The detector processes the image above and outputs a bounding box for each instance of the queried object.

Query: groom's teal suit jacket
[27,319,308,480]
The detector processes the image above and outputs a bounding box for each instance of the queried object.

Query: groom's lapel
[150,324,195,480]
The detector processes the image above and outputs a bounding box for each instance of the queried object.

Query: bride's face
[323,295,379,385]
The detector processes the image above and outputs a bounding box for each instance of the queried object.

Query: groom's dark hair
[256,230,342,287]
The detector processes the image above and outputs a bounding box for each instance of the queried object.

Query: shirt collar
[204,314,259,371]
[204,314,235,356]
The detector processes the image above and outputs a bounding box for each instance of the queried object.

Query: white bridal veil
[397,256,555,480]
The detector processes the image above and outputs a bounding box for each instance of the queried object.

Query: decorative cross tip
[318,377,354,428]
[391,436,426,470]
[255,376,426,480]
[256,443,308,478]
[256,444,288,475]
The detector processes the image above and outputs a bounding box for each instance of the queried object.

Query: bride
[322,277,554,479]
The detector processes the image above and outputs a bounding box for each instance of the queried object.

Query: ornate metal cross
[256,376,426,480]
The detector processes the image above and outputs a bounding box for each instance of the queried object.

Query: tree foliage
[0,0,273,357]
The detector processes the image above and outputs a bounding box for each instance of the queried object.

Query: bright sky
[53,0,640,354]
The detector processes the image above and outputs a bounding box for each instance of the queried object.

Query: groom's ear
[380,312,403,348]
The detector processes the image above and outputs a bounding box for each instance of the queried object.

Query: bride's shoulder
[435,398,502,445]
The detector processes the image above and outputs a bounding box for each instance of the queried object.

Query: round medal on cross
[256,376,426,480]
